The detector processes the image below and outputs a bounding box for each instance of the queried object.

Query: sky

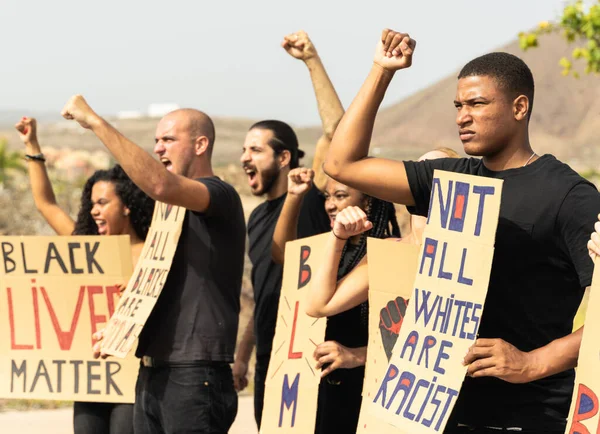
[0,0,571,126]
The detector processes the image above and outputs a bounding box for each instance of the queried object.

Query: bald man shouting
[62,95,245,434]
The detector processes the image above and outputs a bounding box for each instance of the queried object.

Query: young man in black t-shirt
[233,31,337,428]
[61,97,246,434]
[322,29,600,433]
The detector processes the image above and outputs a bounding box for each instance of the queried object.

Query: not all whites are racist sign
[102,202,185,358]
[261,234,328,434]
[368,170,503,433]
[0,235,138,402]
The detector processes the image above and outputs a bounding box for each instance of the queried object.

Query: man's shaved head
[167,108,216,155]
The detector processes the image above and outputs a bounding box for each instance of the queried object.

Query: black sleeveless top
[324,243,369,348]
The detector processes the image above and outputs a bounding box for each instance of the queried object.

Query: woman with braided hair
[272,166,400,434]
[301,147,459,433]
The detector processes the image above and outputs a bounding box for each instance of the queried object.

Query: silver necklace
[523,152,537,167]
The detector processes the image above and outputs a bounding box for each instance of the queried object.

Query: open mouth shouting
[244,166,258,189]
[160,157,173,172]
[95,219,108,235]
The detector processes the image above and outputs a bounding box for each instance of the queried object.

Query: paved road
[0,396,257,434]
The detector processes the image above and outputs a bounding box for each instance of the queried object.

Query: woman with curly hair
[16,116,154,434]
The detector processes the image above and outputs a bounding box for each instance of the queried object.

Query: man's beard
[256,163,281,196]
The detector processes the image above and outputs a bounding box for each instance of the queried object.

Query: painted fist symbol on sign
[379,296,408,361]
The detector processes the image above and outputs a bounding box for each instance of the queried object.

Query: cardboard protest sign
[368,170,503,434]
[358,239,419,434]
[565,260,600,433]
[0,235,138,402]
[261,234,328,434]
[101,202,185,358]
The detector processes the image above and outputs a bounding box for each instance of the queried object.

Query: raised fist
[282,31,318,61]
[374,29,416,72]
[379,296,408,361]
[288,167,314,197]
[61,95,99,130]
[332,206,373,240]
[15,117,38,146]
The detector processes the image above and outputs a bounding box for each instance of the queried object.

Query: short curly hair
[72,165,154,239]
[458,52,535,118]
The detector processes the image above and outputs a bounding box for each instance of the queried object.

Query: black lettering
[70,360,83,393]
[68,243,83,274]
[21,242,38,273]
[30,360,53,393]
[53,360,66,394]
[44,243,68,273]
[106,361,123,395]
[87,361,101,394]
[2,242,15,273]
[85,242,103,274]
[11,359,26,392]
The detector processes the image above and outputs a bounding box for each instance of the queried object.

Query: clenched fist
[288,167,314,197]
[282,31,318,61]
[61,95,100,130]
[332,206,373,241]
[379,296,408,361]
[15,117,38,148]
[374,29,416,72]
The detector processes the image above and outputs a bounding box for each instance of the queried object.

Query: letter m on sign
[279,373,300,428]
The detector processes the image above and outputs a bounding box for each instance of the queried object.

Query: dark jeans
[133,363,237,434]
[73,401,134,434]
[253,353,269,429]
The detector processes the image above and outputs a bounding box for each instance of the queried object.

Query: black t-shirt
[136,177,246,363]
[248,186,330,357]
[404,155,600,430]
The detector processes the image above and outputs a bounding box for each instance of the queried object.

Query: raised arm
[305,206,372,318]
[15,117,75,235]
[282,31,344,190]
[323,29,417,205]
[272,167,314,264]
[61,96,211,212]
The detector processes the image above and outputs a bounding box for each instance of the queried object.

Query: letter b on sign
[297,246,311,289]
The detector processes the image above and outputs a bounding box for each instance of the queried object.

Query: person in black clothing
[61,96,246,434]
[233,31,340,429]
[323,28,600,434]
[276,167,400,434]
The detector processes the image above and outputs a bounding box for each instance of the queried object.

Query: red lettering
[568,383,599,434]
[40,285,85,350]
[288,301,303,359]
[87,286,106,343]
[454,195,465,219]
[32,284,41,349]
[106,285,120,317]
[7,287,33,350]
